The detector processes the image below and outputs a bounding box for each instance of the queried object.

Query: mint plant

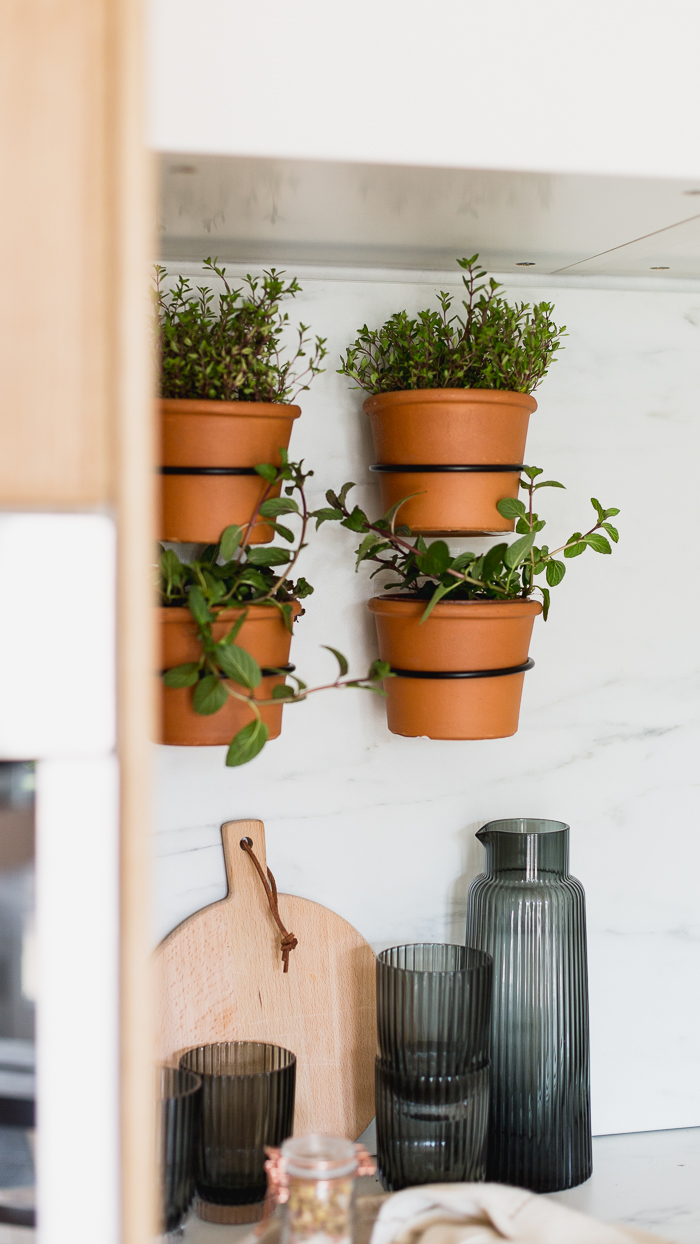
[339,256,565,394]
[159,455,389,766]
[312,469,619,621]
[155,258,327,402]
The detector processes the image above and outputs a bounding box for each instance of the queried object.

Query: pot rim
[158,600,302,621]
[363,388,537,415]
[367,595,542,619]
[160,398,301,418]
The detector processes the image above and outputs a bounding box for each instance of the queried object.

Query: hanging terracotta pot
[367,596,541,740]
[159,602,301,746]
[160,399,301,544]
[364,390,537,535]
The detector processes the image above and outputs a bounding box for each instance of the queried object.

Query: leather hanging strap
[240,837,298,972]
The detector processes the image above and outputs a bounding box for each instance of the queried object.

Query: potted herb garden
[159,454,389,765]
[313,472,619,739]
[155,259,326,544]
[339,256,566,536]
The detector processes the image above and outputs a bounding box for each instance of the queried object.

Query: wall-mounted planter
[364,390,537,535]
[160,399,301,544]
[159,602,300,746]
[368,596,541,739]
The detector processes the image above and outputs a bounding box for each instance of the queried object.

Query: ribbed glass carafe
[465,819,592,1192]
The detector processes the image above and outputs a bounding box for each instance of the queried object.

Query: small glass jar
[270,1134,372,1244]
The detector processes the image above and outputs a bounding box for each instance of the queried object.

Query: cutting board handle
[221,818,298,972]
[222,818,268,902]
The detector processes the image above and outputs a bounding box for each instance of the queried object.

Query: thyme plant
[155,258,327,402]
[312,469,619,621]
[159,455,389,766]
[339,256,565,394]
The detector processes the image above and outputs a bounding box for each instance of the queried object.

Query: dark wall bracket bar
[160,664,296,678]
[159,466,259,476]
[390,659,535,679]
[370,464,527,474]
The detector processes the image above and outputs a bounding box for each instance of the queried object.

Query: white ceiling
[159,155,700,279]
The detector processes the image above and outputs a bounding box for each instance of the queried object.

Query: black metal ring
[159,466,259,476]
[389,659,534,680]
[160,663,296,677]
[370,464,526,473]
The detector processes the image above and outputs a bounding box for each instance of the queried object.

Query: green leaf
[341,506,369,533]
[563,533,586,558]
[504,532,535,569]
[540,586,551,621]
[219,525,242,561]
[254,463,278,482]
[451,551,476,571]
[216,643,262,689]
[533,480,565,491]
[259,496,300,517]
[246,547,292,566]
[515,517,531,534]
[418,540,450,577]
[162,663,200,688]
[601,522,619,543]
[482,542,508,580]
[368,659,393,680]
[187,585,213,624]
[193,674,228,715]
[221,612,248,644]
[420,579,458,622]
[590,496,604,518]
[268,521,294,542]
[338,482,356,506]
[584,533,612,554]
[522,466,543,480]
[355,533,388,567]
[604,506,620,517]
[226,719,269,767]
[496,497,527,519]
[311,506,343,529]
[272,683,296,699]
[322,646,349,677]
[382,493,420,529]
[545,559,566,586]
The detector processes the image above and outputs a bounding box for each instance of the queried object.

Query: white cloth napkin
[369,1184,671,1244]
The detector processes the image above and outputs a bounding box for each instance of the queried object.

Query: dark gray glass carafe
[465,819,592,1192]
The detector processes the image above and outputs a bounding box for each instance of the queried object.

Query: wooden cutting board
[154,818,377,1139]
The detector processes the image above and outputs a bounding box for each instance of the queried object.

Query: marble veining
[154,272,700,1137]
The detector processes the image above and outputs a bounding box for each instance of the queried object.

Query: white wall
[148,0,700,181]
[154,265,700,1138]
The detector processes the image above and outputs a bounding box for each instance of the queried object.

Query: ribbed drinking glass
[180,1041,296,1221]
[375,1059,489,1190]
[465,818,592,1192]
[376,943,492,1076]
[157,1066,202,1234]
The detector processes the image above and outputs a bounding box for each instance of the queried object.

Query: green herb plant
[312,469,619,621]
[155,258,327,402]
[159,454,390,767]
[339,256,565,394]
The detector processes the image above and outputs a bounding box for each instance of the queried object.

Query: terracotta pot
[159,602,300,746]
[364,389,536,535]
[372,466,522,536]
[364,389,537,463]
[160,399,301,544]
[367,596,541,740]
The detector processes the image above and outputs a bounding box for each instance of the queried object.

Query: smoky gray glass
[375,1058,489,1191]
[466,818,592,1192]
[157,1066,202,1233]
[377,943,492,1076]
[180,1042,295,1215]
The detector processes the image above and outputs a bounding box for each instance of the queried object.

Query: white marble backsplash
[154,270,700,1137]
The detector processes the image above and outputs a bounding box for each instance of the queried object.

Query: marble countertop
[180,1126,700,1244]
